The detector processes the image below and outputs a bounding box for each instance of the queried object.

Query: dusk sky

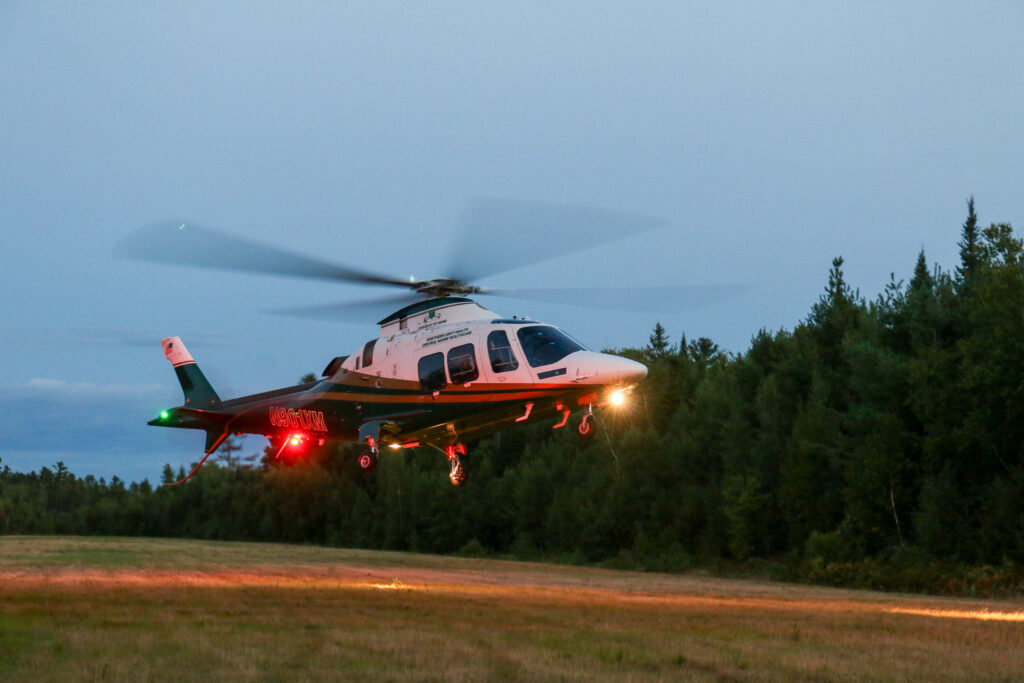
[3,2,1023,481]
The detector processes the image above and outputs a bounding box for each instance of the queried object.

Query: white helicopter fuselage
[332,297,647,400]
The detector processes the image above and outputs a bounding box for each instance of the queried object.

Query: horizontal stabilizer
[148,406,231,430]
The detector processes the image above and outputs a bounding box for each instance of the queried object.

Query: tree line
[3,199,1023,596]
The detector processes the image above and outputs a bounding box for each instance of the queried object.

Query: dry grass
[1,537,1022,681]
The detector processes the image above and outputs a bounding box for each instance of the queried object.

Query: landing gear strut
[445,443,467,486]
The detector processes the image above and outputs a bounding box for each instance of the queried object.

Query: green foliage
[3,200,1024,595]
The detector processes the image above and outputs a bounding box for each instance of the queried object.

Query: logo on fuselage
[269,406,327,432]
[421,311,446,327]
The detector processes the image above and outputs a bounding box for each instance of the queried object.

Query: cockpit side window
[487,330,518,373]
[418,352,447,393]
[516,325,585,368]
[362,339,377,367]
[447,343,479,384]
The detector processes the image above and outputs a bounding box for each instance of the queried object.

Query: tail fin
[162,337,221,408]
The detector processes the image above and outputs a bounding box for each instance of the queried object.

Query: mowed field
[1,537,1022,681]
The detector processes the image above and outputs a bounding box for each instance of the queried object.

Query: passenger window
[418,353,447,393]
[487,330,519,373]
[362,339,376,367]
[447,344,479,384]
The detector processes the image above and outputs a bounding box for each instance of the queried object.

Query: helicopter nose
[609,355,648,384]
[573,352,647,385]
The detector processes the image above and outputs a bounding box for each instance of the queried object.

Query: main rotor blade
[483,284,750,313]
[115,220,411,288]
[0,324,240,349]
[445,198,665,283]
[266,293,425,321]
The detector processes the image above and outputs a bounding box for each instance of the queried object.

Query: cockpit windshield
[516,325,586,368]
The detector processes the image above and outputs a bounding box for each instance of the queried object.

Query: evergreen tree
[808,256,861,335]
[686,337,720,366]
[213,436,244,468]
[956,196,980,285]
[901,249,943,352]
[647,322,671,358]
[909,249,933,293]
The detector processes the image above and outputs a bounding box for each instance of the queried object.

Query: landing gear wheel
[445,443,467,486]
[576,414,598,441]
[357,449,378,473]
[449,460,467,486]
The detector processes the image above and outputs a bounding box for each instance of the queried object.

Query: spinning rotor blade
[115,219,410,287]
[446,198,665,283]
[266,293,425,321]
[484,284,750,313]
[117,202,711,321]
[2,324,241,349]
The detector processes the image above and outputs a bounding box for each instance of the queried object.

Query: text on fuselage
[269,406,327,432]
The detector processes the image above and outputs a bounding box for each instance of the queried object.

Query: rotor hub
[412,279,483,299]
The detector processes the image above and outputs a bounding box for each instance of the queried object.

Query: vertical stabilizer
[162,337,221,408]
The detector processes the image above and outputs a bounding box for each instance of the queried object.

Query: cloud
[0,378,267,481]
[0,378,172,450]
[0,379,187,476]
[24,377,166,397]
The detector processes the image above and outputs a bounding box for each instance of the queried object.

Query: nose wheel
[445,443,467,486]
[357,437,379,473]
[576,413,598,441]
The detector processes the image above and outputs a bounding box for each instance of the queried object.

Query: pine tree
[647,322,671,358]
[901,249,943,352]
[810,256,860,327]
[214,436,243,469]
[806,256,862,371]
[909,249,934,294]
[686,337,720,367]
[956,196,979,285]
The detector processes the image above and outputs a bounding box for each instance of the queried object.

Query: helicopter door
[486,330,519,375]
[477,328,536,388]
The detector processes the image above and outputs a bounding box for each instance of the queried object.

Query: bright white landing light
[609,390,626,406]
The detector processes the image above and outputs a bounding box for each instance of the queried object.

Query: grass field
[1,537,1022,681]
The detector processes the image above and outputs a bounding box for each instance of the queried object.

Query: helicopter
[116,199,728,486]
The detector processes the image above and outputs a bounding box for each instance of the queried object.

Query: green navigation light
[160,410,170,420]
[177,224,185,230]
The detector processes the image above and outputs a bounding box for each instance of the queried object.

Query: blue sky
[3,2,1023,481]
